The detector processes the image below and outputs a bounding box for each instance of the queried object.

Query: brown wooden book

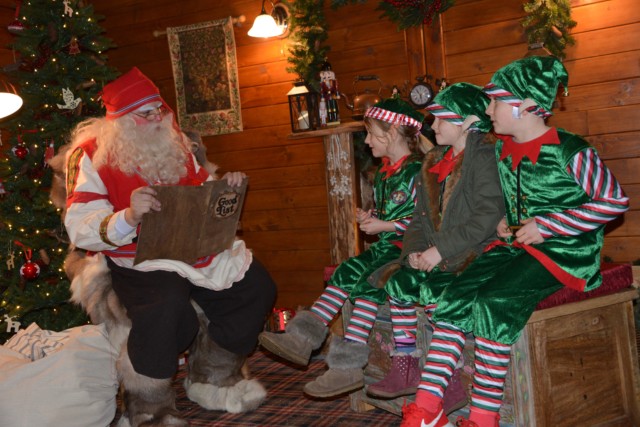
[134,178,248,265]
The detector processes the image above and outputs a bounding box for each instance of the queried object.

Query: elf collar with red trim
[499,127,559,170]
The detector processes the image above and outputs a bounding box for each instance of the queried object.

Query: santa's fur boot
[258,310,327,366]
[303,337,369,398]
[116,348,187,427]
[366,349,422,398]
[184,305,267,413]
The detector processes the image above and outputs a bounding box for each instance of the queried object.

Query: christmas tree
[0,0,118,343]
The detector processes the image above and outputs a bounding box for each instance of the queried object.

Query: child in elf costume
[259,98,429,398]
[401,56,629,427]
[365,83,505,417]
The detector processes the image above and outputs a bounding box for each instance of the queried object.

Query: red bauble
[12,144,29,160]
[20,261,41,280]
[7,19,25,34]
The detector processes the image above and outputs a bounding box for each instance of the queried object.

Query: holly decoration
[377,0,454,29]
[522,0,576,59]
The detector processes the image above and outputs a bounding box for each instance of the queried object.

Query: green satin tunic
[328,156,422,304]
[433,129,604,345]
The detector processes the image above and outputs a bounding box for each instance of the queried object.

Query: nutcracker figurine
[319,59,340,126]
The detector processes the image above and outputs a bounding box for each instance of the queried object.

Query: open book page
[134,178,248,265]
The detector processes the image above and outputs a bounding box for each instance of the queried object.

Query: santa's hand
[222,171,246,187]
[515,218,544,245]
[126,186,160,226]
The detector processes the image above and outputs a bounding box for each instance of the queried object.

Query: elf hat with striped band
[484,56,568,115]
[101,67,165,120]
[365,97,424,134]
[426,82,491,132]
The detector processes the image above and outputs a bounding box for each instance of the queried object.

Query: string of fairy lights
[1,0,116,332]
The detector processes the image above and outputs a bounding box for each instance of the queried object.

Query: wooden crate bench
[338,263,640,427]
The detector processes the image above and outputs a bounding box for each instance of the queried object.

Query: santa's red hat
[102,67,164,120]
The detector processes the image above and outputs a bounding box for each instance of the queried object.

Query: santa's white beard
[92,114,188,184]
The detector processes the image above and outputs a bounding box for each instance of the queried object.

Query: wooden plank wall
[86,0,412,308]
[434,0,640,263]
[0,0,636,309]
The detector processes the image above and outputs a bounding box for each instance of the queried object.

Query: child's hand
[414,247,442,272]
[356,208,373,224]
[359,217,387,235]
[496,217,513,238]
[515,218,544,245]
[408,253,421,269]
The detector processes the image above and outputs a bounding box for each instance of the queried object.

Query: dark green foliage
[284,0,330,91]
[0,0,118,343]
[376,0,455,30]
[522,0,576,59]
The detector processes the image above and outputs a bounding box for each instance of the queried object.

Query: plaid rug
[113,350,403,426]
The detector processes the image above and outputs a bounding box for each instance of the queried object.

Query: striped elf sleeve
[393,174,418,235]
[535,148,629,238]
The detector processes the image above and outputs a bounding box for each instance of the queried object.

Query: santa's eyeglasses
[133,105,168,120]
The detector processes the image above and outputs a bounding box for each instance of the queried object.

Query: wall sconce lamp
[248,0,289,38]
[0,77,22,119]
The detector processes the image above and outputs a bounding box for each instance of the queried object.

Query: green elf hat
[426,82,491,133]
[484,56,569,118]
[365,97,424,134]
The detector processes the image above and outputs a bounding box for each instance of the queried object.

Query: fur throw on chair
[50,141,266,426]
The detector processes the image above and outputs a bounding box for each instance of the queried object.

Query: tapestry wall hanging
[167,17,242,136]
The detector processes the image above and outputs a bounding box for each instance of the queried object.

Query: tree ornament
[38,248,50,265]
[68,36,81,55]
[7,0,25,34]
[44,140,55,165]
[0,180,6,197]
[48,21,58,44]
[3,314,21,333]
[6,248,16,270]
[63,0,74,17]
[14,241,40,280]
[12,144,29,159]
[56,87,82,110]
[20,260,40,280]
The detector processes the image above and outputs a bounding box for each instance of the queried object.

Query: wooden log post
[289,122,366,265]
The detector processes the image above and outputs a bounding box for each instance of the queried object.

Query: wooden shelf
[287,121,365,139]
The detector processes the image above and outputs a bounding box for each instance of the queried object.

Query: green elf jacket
[369,131,505,306]
[433,129,607,345]
[328,154,423,304]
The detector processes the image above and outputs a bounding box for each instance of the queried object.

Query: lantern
[287,81,320,133]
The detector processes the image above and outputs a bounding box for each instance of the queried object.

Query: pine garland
[285,0,330,91]
[522,0,576,59]
[285,0,454,89]
[376,0,454,29]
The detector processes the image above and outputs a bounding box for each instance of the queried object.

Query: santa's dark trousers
[107,257,277,379]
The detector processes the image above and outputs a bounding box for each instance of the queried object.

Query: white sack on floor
[0,323,118,427]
